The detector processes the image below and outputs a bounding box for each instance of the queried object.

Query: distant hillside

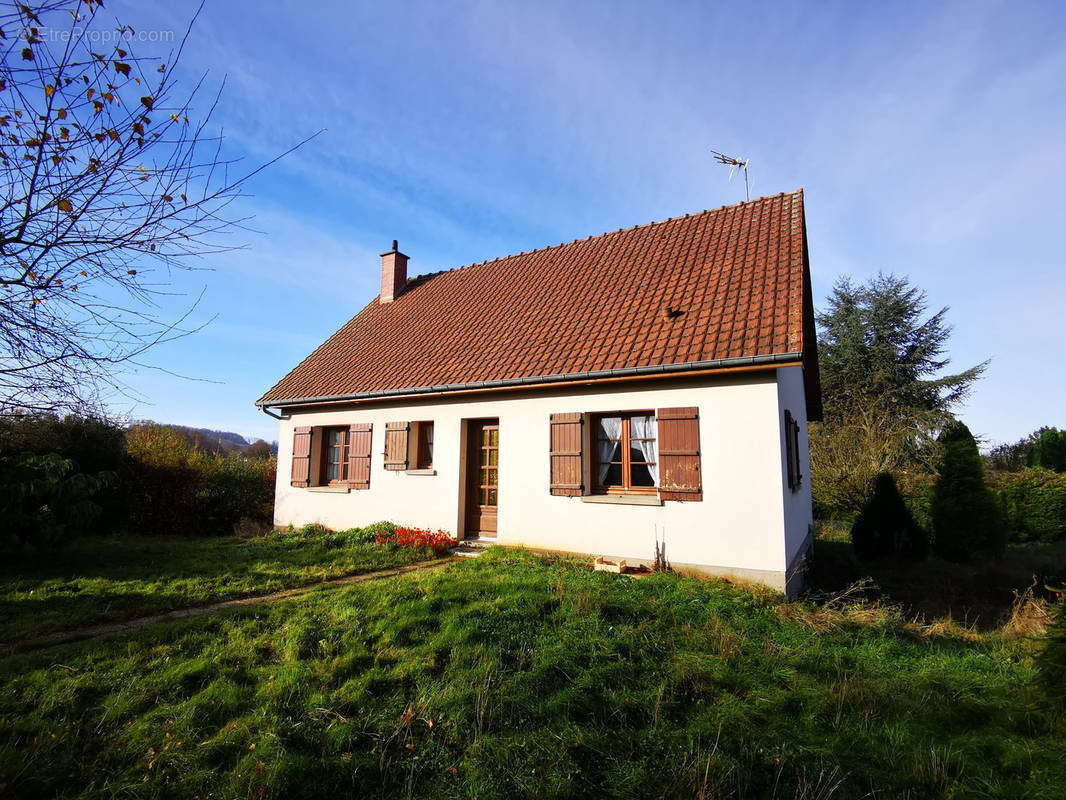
[132,421,278,457]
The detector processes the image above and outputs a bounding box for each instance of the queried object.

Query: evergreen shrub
[931,421,1005,562]
[1037,587,1066,711]
[1028,428,1066,472]
[851,472,928,561]
[990,469,1066,543]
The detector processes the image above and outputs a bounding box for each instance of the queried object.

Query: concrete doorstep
[449,538,496,558]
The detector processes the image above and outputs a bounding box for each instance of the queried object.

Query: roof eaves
[256,351,802,409]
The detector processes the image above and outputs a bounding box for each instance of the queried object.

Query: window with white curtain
[594,412,658,494]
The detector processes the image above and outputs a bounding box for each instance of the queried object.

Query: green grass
[1,548,1062,799]
[809,525,1066,630]
[0,525,441,648]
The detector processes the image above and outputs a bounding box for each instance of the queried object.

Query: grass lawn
[0,526,443,650]
[1,548,1062,799]
[809,523,1066,630]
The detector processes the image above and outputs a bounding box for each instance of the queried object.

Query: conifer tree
[851,472,928,561]
[1036,589,1066,710]
[811,273,988,516]
[818,273,987,420]
[931,421,1005,561]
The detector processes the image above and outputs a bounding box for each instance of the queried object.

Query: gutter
[256,351,803,411]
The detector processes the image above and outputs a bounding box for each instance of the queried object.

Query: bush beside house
[0,449,114,548]
[1037,586,1066,711]
[851,472,928,561]
[990,469,1066,543]
[125,424,276,536]
[821,460,1066,556]
[931,421,1005,562]
[0,415,276,548]
[820,421,1066,562]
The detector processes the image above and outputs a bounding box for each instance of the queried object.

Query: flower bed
[374,525,456,555]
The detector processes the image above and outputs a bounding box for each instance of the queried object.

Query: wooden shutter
[290,426,312,487]
[346,423,373,489]
[657,407,702,501]
[549,413,584,496]
[785,410,802,491]
[384,422,410,470]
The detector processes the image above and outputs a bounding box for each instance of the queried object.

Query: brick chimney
[379,240,408,304]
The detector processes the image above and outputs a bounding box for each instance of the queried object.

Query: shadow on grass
[805,535,1066,631]
[0,534,327,583]
[0,534,426,647]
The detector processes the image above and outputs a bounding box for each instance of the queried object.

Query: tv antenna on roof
[710,149,750,201]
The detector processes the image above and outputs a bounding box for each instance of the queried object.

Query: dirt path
[2,558,456,662]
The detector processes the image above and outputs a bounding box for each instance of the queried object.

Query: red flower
[378,525,456,554]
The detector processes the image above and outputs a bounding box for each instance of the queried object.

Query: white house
[257,190,822,595]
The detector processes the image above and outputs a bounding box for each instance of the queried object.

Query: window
[414,421,434,469]
[384,421,436,472]
[785,409,802,491]
[593,412,658,494]
[550,408,701,501]
[290,423,372,490]
[322,426,349,484]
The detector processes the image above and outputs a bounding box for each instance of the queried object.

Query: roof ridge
[407,189,802,283]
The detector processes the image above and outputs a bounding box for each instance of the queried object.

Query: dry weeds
[782,575,1049,642]
[1002,580,1053,638]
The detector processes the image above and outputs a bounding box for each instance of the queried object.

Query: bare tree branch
[0,0,318,416]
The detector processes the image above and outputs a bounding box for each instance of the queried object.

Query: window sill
[580,494,662,506]
[307,486,350,493]
[405,469,437,476]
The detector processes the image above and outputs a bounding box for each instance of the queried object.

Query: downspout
[259,406,283,421]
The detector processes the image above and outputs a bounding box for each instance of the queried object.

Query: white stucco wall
[270,371,808,591]
[775,365,815,589]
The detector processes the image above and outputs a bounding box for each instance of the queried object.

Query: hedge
[1,416,276,548]
[988,469,1066,543]
[125,424,276,536]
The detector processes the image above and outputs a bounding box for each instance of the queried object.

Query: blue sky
[108,0,1065,446]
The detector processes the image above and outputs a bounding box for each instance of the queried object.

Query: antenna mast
[710,150,750,201]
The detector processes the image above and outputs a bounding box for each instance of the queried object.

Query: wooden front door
[465,420,499,538]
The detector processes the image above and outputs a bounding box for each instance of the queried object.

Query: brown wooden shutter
[346,423,373,489]
[784,410,796,489]
[657,407,702,501]
[384,422,410,470]
[290,426,312,487]
[549,413,584,496]
[785,410,802,491]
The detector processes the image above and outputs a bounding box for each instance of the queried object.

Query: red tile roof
[258,190,821,416]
